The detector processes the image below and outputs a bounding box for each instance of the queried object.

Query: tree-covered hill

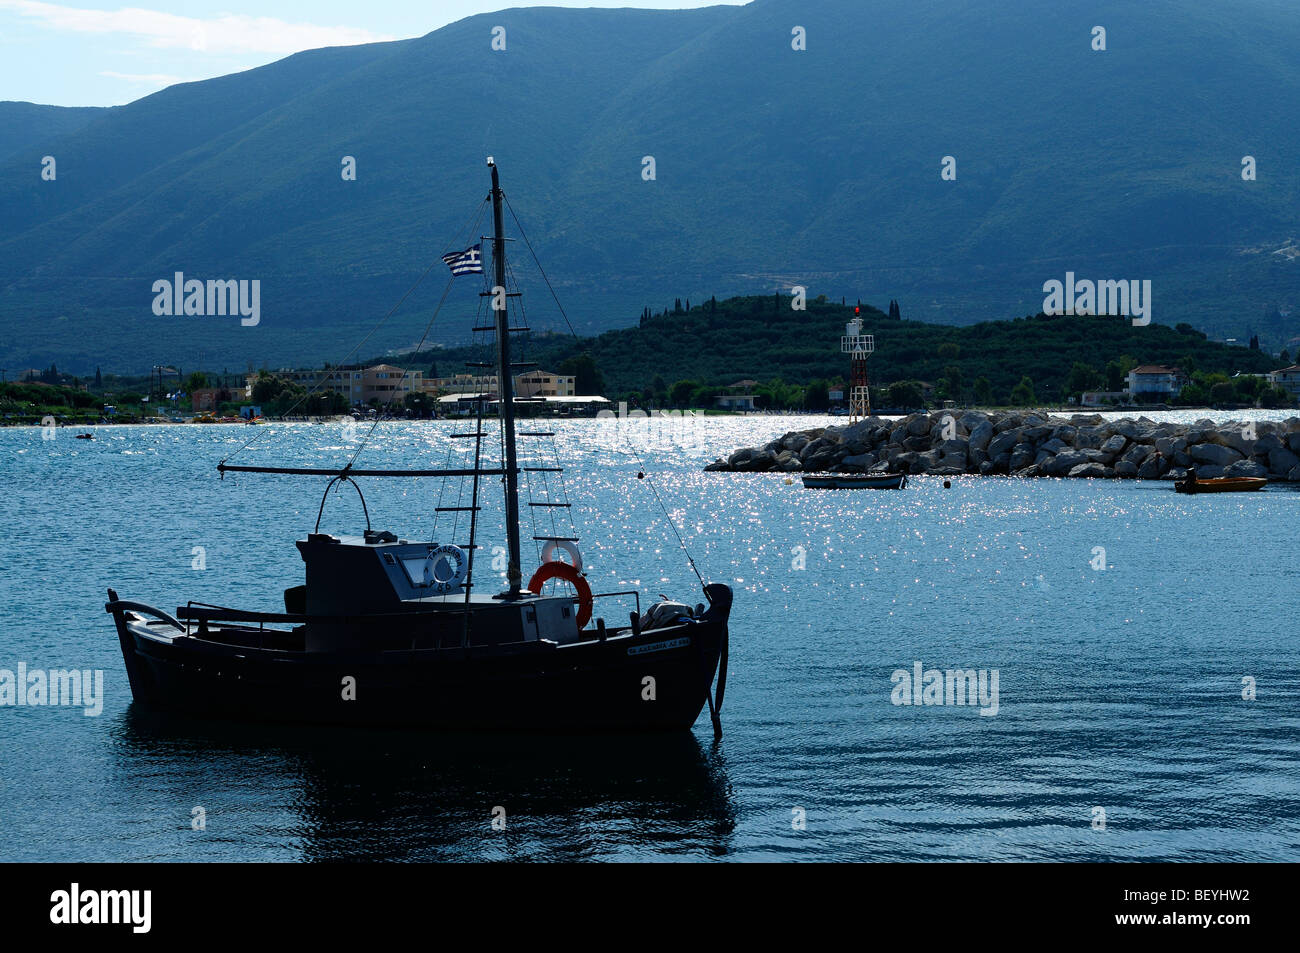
[407,294,1289,408]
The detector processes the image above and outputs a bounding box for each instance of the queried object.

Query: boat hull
[802,473,906,490]
[108,599,728,733]
[1174,476,1267,494]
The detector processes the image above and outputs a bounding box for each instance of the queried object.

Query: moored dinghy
[105,159,732,735]
[1174,466,1267,494]
[802,473,907,489]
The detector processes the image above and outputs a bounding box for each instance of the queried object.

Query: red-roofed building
[1127,365,1188,398]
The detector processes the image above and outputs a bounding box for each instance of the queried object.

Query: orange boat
[1174,474,1267,494]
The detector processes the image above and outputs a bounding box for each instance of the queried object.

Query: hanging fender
[423,544,468,593]
[527,561,593,630]
[540,539,583,573]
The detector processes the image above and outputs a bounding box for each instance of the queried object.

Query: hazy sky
[0,1,747,107]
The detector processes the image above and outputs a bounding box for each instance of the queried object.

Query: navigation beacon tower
[841,306,874,421]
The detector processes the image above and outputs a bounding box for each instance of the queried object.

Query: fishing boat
[105,159,732,735]
[1174,471,1267,494]
[802,473,907,490]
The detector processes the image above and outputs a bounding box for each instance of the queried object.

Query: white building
[1267,365,1300,399]
[1127,365,1187,398]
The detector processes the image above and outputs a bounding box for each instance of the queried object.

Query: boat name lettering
[628,637,691,656]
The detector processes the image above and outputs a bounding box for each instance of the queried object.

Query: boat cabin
[291,531,581,651]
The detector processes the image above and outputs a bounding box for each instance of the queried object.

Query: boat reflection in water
[112,709,737,861]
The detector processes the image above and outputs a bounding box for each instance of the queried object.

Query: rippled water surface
[2,415,1298,861]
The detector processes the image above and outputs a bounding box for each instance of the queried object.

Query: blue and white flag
[442,243,484,276]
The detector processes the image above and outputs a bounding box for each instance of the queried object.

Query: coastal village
[4,299,1300,426]
[5,353,1300,426]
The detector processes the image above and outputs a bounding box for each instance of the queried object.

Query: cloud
[0,1,396,55]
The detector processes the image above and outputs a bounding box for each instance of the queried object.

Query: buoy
[527,561,593,629]
[784,478,793,485]
[422,544,468,592]
[943,480,951,488]
[540,539,583,573]
[637,471,645,479]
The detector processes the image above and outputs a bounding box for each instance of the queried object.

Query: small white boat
[801,473,907,490]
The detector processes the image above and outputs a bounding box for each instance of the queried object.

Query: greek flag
[442,243,484,276]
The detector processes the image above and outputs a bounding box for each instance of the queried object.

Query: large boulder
[1050,424,1078,444]
[1154,436,1180,456]
[916,449,942,471]
[1137,453,1167,480]
[1073,427,1106,450]
[1008,443,1036,471]
[1215,427,1257,456]
[782,433,810,453]
[968,420,995,454]
[1114,461,1139,478]
[1269,447,1300,475]
[993,414,1022,433]
[803,451,837,472]
[840,452,874,471]
[1254,433,1284,456]
[906,415,932,436]
[1189,443,1244,467]
[1067,463,1111,478]
[1099,434,1128,458]
[1225,459,1267,478]
[1044,449,1090,476]
[799,436,836,461]
[1120,443,1153,466]
[987,430,1020,458]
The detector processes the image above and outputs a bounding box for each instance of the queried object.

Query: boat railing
[173,593,644,627]
[175,603,482,627]
[588,589,642,619]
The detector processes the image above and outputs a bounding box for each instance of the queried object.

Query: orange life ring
[527,561,593,630]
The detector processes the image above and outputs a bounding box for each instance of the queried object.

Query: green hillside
[0,101,107,163]
[2,0,1299,373]
[419,294,1288,408]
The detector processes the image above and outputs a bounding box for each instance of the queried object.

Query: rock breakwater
[704,412,1300,481]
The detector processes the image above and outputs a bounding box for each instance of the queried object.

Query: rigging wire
[504,192,706,591]
[501,190,580,341]
[342,270,456,469]
[221,195,489,466]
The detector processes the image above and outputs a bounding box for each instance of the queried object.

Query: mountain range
[2,0,1299,374]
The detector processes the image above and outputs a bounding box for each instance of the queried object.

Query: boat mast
[488,157,523,598]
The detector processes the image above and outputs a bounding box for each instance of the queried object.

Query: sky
[0,0,746,107]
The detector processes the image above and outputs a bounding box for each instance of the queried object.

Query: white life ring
[540,539,583,573]
[423,544,468,593]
